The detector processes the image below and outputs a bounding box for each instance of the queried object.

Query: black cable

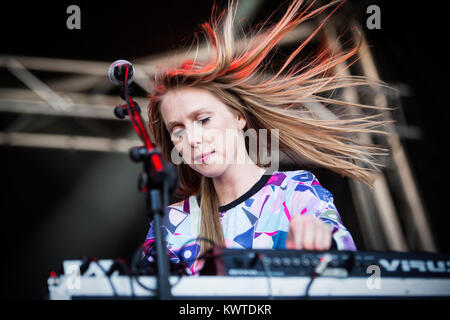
[79,257,120,297]
[303,274,315,299]
[92,259,118,298]
[128,271,135,298]
[129,236,207,295]
[124,263,136,298]
[130,236,217,293]
[303,253,332,299]
[256,253,274,300]
[131,246,157,295]
[108,258,135,298]
[169,237,217,290]
[131,237,260,296]
[135,276,156,294]
[194,248,274,298]
[179,236,217,262]
[131,245,157,294]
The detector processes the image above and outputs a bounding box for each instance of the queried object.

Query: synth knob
[272,257,281,267]
[301,257,310,267]
[282,257,291,267]
[311,257,320,266]
[292,257,301,267]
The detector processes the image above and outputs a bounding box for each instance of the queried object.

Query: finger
[317,223,332,250]
[302,216,315,250]
[286,226,295,249]
[321,225,333,250]
[285,239,295,249]
[289,215,304,250]
[286,216,301,249]
[294,217,304,250]
[314,223,324,250]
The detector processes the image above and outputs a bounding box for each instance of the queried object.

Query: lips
[194,151,215,162]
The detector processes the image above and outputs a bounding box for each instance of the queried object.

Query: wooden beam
[357,30,437,252]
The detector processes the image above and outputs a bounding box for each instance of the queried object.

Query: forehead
[161,87,217,112]
[160,87,229,122]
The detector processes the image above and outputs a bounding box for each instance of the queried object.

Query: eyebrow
[166,107,211,132]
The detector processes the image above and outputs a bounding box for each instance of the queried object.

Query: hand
[285,215,332,250]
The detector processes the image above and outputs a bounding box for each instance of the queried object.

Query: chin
[190,163,227,178]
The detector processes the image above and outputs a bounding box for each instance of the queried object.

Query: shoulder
[269,169,318,187]
[282,170,334,203]
[169,200,183,207]
[168,195,200,215]
[265,169,313,187]
[161,195,200,236]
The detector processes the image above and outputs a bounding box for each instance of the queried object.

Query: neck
[212,159,267,208]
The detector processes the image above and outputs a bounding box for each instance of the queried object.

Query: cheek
[205,129,241,160]
[203,130,217,147]
[203,117,238,149]
[174,140,200,163]
[201,128,223,154]
[173,140,187,156]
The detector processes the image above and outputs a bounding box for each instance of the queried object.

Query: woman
[144,0,387,275]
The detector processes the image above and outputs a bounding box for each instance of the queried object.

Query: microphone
[108,59,135,86]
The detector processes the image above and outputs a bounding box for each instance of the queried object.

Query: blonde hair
[147,0,388,254]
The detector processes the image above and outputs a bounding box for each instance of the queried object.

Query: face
[160,86,247,177]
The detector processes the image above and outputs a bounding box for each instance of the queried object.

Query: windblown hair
[147,0,388,254]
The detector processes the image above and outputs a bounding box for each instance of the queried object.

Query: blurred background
[0,0,448,299]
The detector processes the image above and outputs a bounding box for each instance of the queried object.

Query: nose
[186,122,204,149]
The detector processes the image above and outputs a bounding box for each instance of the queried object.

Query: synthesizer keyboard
[47,249,450,299]
[201,248,450,278]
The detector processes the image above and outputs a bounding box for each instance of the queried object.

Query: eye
[199,117,210,124]
[171,128,183,138]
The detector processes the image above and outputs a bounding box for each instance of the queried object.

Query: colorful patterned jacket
[144,170,357,275]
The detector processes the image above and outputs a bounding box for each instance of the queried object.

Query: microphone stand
[112,65,178,300]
